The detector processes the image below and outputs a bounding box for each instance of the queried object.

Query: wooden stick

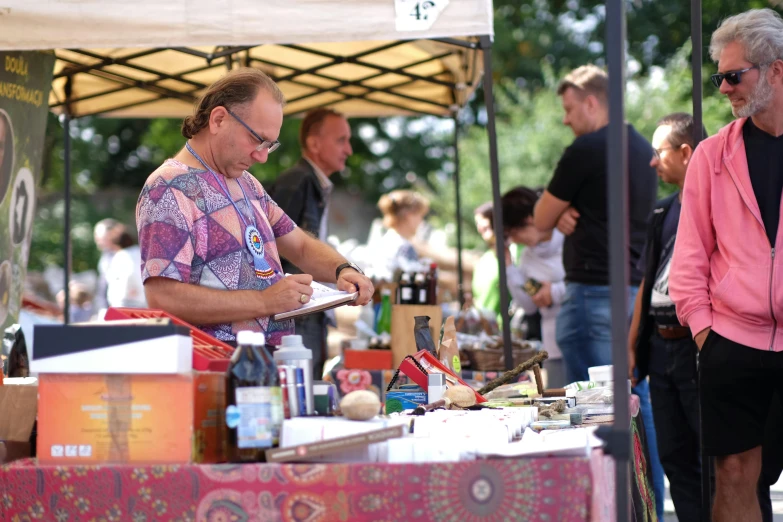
[532,365,544,395]
[410,398,451,416]
[477,351,549,396]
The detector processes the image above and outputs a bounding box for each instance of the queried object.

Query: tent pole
[594,0,631,519]
[690,0,711,519]
[62,78,73,325]
[691,0,704,148]
[479,35,513,370]
[453,113,465,309]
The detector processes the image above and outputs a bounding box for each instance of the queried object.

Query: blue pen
[295,368,307,417]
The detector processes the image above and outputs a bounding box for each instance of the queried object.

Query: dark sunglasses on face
[710,65,759,88]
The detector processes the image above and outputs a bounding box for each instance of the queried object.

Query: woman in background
[370,190,430,280]
[470,202,524,323]
[502,186,567,388]
[106,226,147,309]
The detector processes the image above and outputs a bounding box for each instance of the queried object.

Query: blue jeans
[556,283,634,383]
[556,282,665,520]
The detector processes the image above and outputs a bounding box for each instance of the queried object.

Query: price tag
[395,0,450,32]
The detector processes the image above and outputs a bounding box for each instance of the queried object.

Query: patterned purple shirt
[136,159,296,344]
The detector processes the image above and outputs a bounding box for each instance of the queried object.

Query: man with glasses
[136,68,373,348]
[269,108,354,377]
[670,8,783,521]
[629,113,707,520]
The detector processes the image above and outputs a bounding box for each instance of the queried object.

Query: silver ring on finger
[300,293,308,304]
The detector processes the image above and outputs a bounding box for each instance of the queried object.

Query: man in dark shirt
[269,108,354,378]
[628,113,706,521]
[533,65,657,383]
[533,64,662,518]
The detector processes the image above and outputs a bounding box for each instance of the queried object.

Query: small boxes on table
[33,321,228,464]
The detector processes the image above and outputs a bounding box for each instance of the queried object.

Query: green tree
[430,42,735,251]
[491,0,782,87]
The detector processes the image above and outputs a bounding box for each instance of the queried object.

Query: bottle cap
[236,330,254,346]
[280,335,303,348]
[381,288,392,296]
[428,373,445,387]
[274,335,313,361]
[253,332,266,346]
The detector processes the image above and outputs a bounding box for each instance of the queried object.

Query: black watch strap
[336,262,363,280]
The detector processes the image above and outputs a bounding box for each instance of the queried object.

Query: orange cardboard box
[38,372,226,465]
[344,349,393,370]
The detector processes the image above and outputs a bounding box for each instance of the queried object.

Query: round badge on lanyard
[245,225,275,279]
[245,225,264,258]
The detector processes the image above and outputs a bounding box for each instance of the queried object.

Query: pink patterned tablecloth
[0,396,656,521]
[0,458,593,522]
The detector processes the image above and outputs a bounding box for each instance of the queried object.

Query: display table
[0,458,594,521]
[328,369,530,399]
[0,401,656,522]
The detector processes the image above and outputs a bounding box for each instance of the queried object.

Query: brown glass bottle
[226,331,275,463]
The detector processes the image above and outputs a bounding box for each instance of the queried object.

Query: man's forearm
[628,277,645,351]
[144,277,265,325]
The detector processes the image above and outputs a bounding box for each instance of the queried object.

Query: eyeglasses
[653,146,678,160]
[225,108,280,153]
[710,65,759,88]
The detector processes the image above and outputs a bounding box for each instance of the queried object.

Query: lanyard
[185,142,256,227]
[185,142,276,279]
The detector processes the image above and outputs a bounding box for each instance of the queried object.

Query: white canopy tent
[1,1,489,118]
[4,1,674,517]
[0,0,514,361]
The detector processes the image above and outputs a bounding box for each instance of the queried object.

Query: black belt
[656,325,691,340]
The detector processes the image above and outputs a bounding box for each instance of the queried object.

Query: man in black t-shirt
[533,65,657,384]
[533,66,663,519]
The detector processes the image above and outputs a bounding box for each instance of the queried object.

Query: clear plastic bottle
[253,332,283,444]
[273,335,314,416]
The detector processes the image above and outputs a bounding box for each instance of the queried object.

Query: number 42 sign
[395,0,450,31]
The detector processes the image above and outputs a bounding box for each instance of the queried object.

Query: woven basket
[463,345,537,372]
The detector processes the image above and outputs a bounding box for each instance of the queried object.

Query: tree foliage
[29,0,781,276]
[428,42,735,251]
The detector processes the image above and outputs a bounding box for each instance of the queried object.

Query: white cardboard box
[31,324,192,374]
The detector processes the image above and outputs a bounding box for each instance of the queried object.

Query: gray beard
[734,75,774,118]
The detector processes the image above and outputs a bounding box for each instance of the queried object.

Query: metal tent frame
[55,36,516,368]
[50,41,481,118]
[23,0,715,514]
[597,0,705,518]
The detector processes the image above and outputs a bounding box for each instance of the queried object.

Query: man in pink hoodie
[670,8,783,521]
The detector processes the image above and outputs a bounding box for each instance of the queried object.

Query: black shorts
[700,330,783,456]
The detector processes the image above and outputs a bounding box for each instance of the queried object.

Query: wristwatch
[336,262,364,280]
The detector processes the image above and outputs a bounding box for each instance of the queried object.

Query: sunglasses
[710,65,759,88]
[225,108,280,153]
